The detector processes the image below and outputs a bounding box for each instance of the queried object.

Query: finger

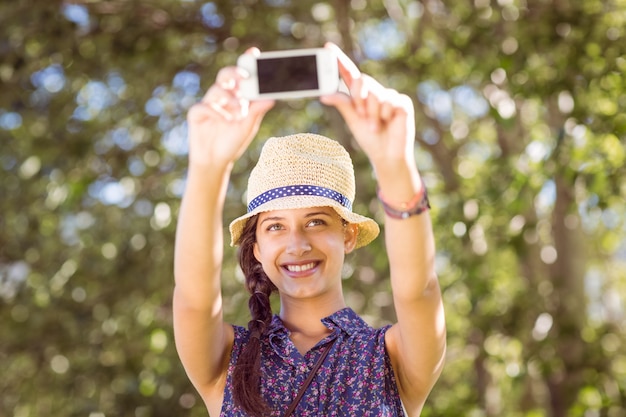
[210,102,236,121]
[380,89,399,122]
[215,67,248,91]
[202,84,231,106]
[188,101,233,123]
[349,76,367,117]
[353,75,387,119]
[320,92,361,128]
[320,91,352,110]
[244,46,261,56]
[380,101,394,123]
[395,93,417,137]
[235,47,260,82]
[365,93,382,132]
[201,85,240,121]
[245,99,274,130]
[397,92,415,115]
[187,102,211,123]
[324,42,361,91]
[248,99,275,118]
[324,43,370,116]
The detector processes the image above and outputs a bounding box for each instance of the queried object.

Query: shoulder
[324,308,386,334]
[229,324,249,359]
[328,309,392,358]
[333,309,391,346]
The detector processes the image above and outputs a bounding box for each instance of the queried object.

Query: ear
[344,223,359,254]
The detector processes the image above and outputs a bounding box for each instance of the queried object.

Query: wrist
[188,153,234,171]
[187,159,234,185]
[377,185,430,219]
[370,154,413,174]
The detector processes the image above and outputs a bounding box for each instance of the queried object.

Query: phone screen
[257,55,318,94]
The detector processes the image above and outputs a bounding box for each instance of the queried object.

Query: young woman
[173,43,446,416]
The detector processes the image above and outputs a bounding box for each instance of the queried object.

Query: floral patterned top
[219,307,405,416]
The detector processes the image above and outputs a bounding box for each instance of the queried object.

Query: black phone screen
[257,55,319,94]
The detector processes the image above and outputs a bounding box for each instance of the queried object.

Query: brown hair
[232,215,277,415]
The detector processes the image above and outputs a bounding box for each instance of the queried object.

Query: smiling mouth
[284,262,318,273]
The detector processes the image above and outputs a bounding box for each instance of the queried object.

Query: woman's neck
[278,296,346,355]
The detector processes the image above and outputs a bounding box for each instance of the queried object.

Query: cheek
[318,233,349,254]
[253,239,281,268]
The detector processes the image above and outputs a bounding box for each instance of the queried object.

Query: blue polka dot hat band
[247,185,353,213]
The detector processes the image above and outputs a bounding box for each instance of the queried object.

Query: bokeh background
[1,1,625,416]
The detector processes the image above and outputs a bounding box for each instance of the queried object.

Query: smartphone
[237,48,339,100]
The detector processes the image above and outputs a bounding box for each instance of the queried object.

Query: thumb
[249,99,275,118]
[240,99,275,137]
[320,93,360,126]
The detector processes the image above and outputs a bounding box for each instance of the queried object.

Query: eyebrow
[259,210,334,225]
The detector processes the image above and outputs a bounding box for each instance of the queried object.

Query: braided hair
[232,215,277,415]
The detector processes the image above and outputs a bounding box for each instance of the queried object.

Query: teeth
[286,262,316,272]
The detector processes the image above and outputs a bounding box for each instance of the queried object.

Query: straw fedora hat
[229,133,379,248]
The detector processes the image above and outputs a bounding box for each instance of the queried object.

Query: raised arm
[321,43,446,415]
[173,61,274,407]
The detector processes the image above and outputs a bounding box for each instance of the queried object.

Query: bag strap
[284,338,336,417]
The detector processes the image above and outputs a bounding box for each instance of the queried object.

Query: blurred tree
[0,0,624,416]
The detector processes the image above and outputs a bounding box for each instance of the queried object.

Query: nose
[285,229,311,256]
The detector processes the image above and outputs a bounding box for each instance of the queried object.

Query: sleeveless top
[219,307,405,416]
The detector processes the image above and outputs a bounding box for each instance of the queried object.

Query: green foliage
[1,1,625,416]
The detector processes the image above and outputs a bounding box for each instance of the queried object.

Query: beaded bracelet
[377,186,431,219]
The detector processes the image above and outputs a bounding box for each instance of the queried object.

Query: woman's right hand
[186,49,275,167]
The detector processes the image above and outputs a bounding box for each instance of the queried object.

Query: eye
[266,223,284,231]
[306,218,327,227]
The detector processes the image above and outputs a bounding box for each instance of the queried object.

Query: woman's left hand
[320,42,416,170]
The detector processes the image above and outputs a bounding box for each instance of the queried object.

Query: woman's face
[253,206,358,300]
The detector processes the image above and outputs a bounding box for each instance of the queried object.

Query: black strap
[284,338,336,417]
